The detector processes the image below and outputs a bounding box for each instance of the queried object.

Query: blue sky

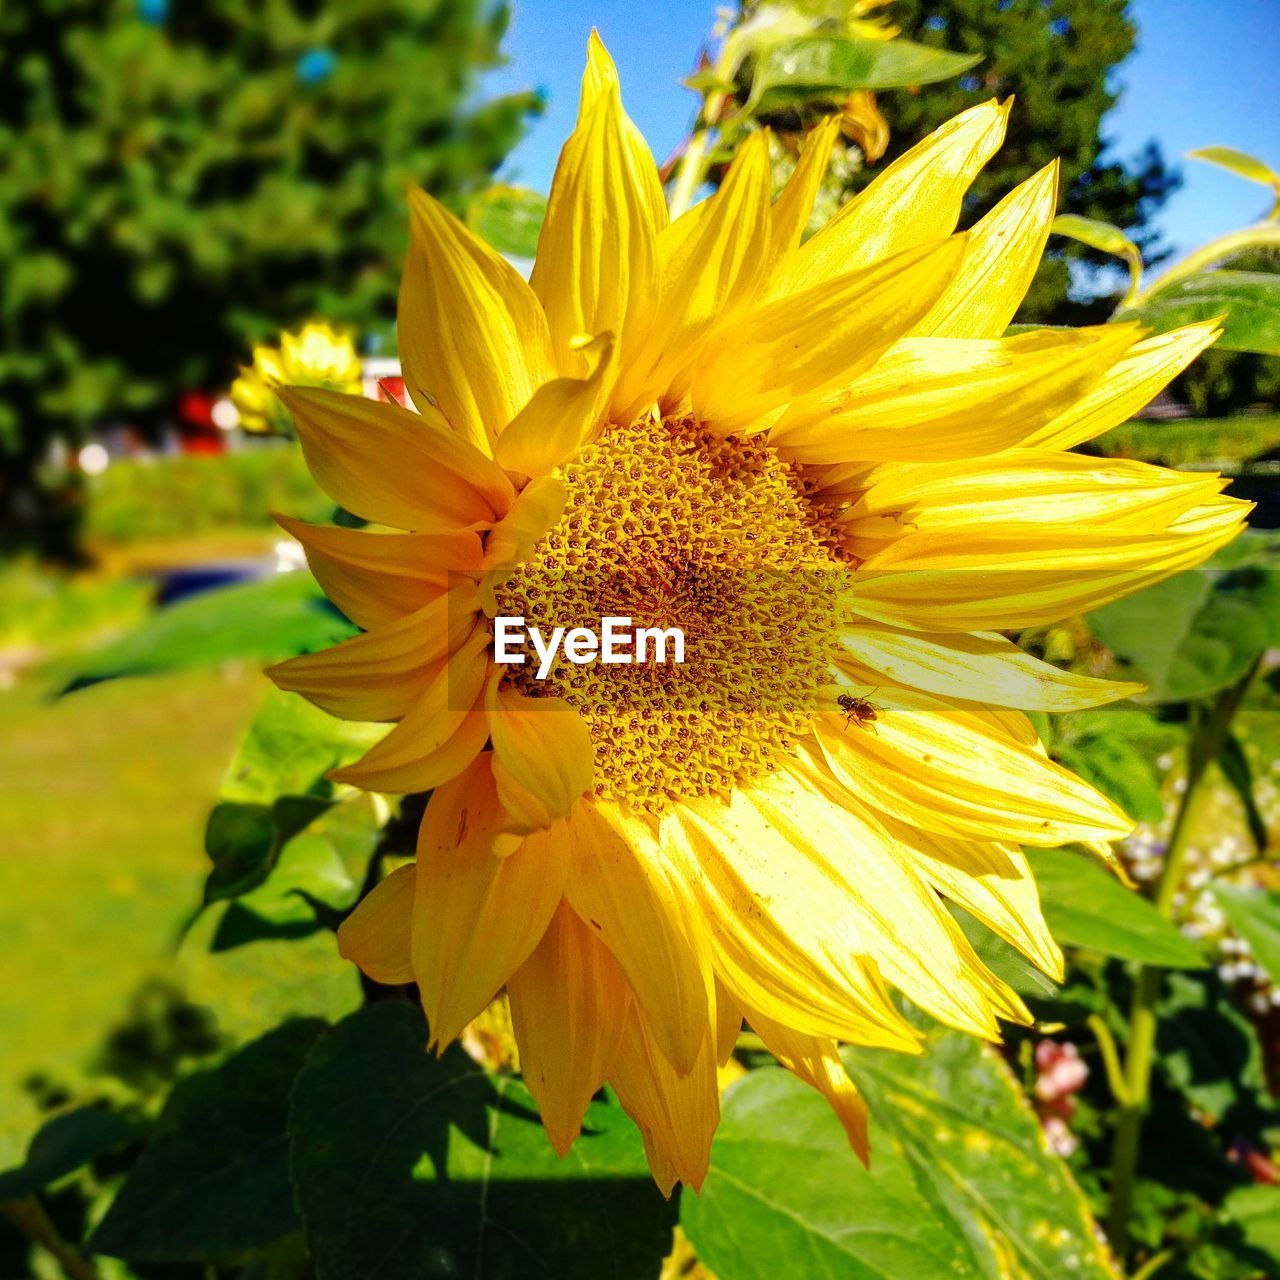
[485,0,1279,260]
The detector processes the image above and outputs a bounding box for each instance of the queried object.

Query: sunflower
[267,35,1247,1193]
[231,320,363,434]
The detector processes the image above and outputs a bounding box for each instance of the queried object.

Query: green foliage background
[0,0,540,554]
[856,0,1178,321]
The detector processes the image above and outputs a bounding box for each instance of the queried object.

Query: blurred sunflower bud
[230,321,363,436]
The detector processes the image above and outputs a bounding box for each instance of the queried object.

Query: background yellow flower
[231,322,363,436]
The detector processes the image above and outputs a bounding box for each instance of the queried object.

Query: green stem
[1130,1249,1174,1280]
[0,1196,101,1280]
[1106,660,1259,1263]
[1086,1014,1130,1106]
[668,89,726,220]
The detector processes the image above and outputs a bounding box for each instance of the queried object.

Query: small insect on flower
[837,691,881,732]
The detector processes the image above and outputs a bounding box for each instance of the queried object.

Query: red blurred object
[177,389,225,454]
[361,360,410,408]
[375,376,409,407]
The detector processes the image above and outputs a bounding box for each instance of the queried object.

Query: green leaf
[204,793,332,899]
[1187,146,1280,198]
[748,34,980,114]
[1087,531,1280,703]
[90,1020,326,1263]
[1055,706,1184,751]
[1115,270,1280,355]
[205,794,382,948]
[0,1106,138,1201]
[229,803,377,917]
[1054,734,1164,824]
[682,68,737,95]
[949,904,1059,998]
[1155,970,1277,1131]
[1211,884,1280,983]
[63,574,358,692]
[466,185,547,259]
[221,687,385,806]
[1051,214,1142,301]
[200,690,388,945]
[683,1020,1116,1280]
[288,1003,676,1280]
[1033,848,1206,968]
[1221,1185,1280,1264]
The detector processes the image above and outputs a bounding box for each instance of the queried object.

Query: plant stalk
[1105,660,1259,1262]
[1,1196,101,1280]
[668,87,728,221]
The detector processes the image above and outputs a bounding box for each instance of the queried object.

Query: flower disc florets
[494,413,848,808]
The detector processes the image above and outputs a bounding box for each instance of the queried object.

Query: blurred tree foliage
[723,0,1178,322]
[1176,348,1280,419]
[0,0,540,558]
[869,0,1179,322]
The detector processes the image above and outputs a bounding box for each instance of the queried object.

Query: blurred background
[1,0,1277,1268]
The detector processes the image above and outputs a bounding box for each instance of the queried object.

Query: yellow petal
[763,116,842,284]
[478,474,567,614]
[612,130,772,421]
[566,801,713,1075]
[668,794,921,1051]
[493,334,614,479]
[850,449,1222,533]
[948,915,1033,1025]
[847,496,1248,630]
[747,766,1003,1039]
[579,28,618,109]
[266,585,483,721]
[400,187,554,454]
[839,623,1144,711]
[279,385,514,531]
[1024,321,1222,449]
[482,475,567,574]
[784,99,1009,294]
[336,863,415,985]
[692,236,968,436]
[252,345,285,382]
[531,37,664,373]
[714,979,743,1067]
[508,900,630,1156]
[885,819,1063,981]
[275,515,482,630]
[772,325,1137,463]
[609,1003,719,1196]
[746,1007,869,1163]
[329,633,493,793]
[813,690,1133,846]
[412,755,569,1048]
[488,687,595,835]
[913,160,1059,339]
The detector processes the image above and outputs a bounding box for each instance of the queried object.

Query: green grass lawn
[0,664,358,1166]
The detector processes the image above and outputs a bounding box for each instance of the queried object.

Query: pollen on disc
[493,413,852,810]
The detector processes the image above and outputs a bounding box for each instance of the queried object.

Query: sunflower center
[493,414,849,810]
